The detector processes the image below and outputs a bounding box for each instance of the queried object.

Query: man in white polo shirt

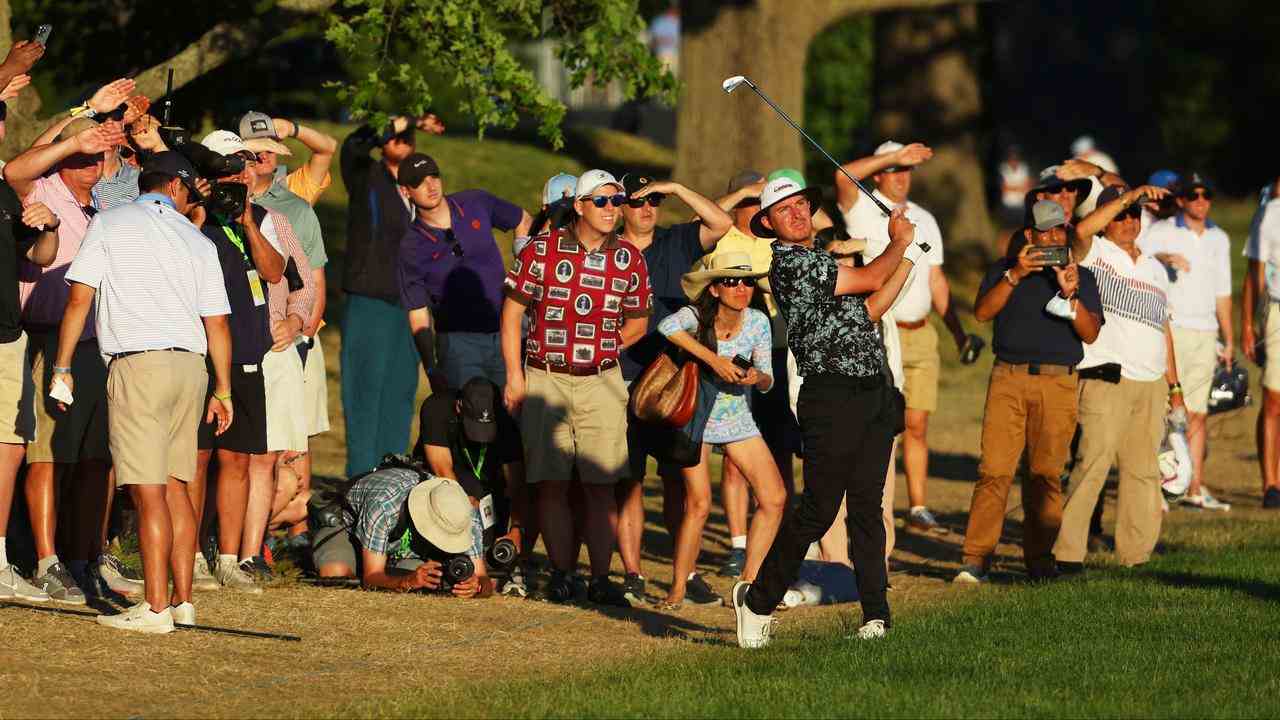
[1242,174,1280,510]
[1056,184,1184,570]
[1139,173,1232,511]
[54,151,233,633]
[836,140,981,533]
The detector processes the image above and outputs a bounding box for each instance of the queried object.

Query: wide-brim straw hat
[406,475,474,554]
[681,250,770,301]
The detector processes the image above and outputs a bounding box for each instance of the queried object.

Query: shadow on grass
[1146,570,1280,604]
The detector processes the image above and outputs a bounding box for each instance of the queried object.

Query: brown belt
[895,318,927,330]
[526,356,618,376]
[996,360,1075,376]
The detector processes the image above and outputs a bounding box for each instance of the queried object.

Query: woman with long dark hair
[655,252,786,608]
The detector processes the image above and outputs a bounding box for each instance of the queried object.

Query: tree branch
[131,22,261,100]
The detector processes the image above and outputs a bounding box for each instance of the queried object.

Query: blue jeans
[340,294,419,477]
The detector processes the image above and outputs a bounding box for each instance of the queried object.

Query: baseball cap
[750,176,823,238]
[238,111,276,140]
[1071,135,1096,156]
[396,153,441,189]
[459,377,498,444]
[542,173,577,205]
[243,137,292,157]
[1148,169,1180,189]
[1095,185,1127,208]
[620,173,653,197]
[874,140,908,173]
[141,151,203,199]
[58,117,99,142]
[200,129,250,157]
[726,170,764,195]
[406,476,475,555]
[1181,172,1213,194]
[767,168,805,186]
[1032,199,1067,231]
[574,169,622,199]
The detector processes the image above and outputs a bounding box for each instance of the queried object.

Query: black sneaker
[544,571,575,603]
[1057,561,1086,577]
[587,576,632,608]
[685,573,723,605]
[1264,486,1280,509]
[622,573,653,605]
[718,548,746,577]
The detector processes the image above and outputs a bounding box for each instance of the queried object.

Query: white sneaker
[215,557,263,594]
[731,581,775,649]
[192,554,220,592]
[0,564,50,602]
[1183,490,1231,511]
[91,553,145,596]
[953,565,987,584]
[854,619,887,639]
[96,601,175,634]
[171,601,195,626]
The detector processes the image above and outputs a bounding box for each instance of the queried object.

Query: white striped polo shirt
[65,194,230,357]
[1079,236,1170,382]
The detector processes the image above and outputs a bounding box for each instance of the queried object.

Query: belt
[110,347,193,362]
[895,318,927,330]
[526,356,618,376]
[996,360,1075,376]
[802,372,886,392]
[1078,363,1121,383]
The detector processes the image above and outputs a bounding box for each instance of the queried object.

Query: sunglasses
[626,194,665,208]
[1182,189,1213,201]
[1043,184,1077,196]
[716,277,757,288]
[585,193,627,208]
[445,228,463,257]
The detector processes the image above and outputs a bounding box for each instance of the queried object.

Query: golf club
[723,74,893,217]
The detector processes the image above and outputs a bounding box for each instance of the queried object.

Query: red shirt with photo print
[504,227,652,368]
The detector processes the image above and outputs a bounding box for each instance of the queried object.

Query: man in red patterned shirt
[501,169,651,606]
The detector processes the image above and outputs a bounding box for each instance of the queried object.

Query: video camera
[155,69,249,218]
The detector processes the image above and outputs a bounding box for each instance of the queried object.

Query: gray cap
[1032,200,1067,231]
[727,170,764,195]
[239,111,276,140]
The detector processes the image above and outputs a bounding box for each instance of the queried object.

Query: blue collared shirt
[136,192,177,211]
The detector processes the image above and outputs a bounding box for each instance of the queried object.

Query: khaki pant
[521,365,629,485]
[899,323,940,413]
[107,351,207,486]
[0,333,35,444]
[1054,377,1166,565]
[962,363,1079,573]
[1171,326,1216,414]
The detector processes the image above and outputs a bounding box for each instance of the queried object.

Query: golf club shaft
[744,82,892,217]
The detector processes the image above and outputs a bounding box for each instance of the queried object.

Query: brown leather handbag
[630,354,700,427]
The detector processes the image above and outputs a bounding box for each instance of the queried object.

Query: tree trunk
[872,4,992,249]
[674,0,977,199]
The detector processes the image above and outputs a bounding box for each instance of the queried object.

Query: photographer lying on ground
[311,457,491,597]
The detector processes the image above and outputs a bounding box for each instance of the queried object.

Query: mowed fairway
[2,128,1278,718]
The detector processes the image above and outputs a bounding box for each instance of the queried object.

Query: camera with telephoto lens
[438,554,475,593]
[157,125,249,216]
[488,537,517,568]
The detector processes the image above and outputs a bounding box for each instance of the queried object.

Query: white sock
[0,536,8,568]
[687,572,696,581]
[37,554,60,576]
[910,505,926,514]
[219,553,238,570]
[731,535,747,550]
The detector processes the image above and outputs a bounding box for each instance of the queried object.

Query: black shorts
[198,362,268,454]
[753,347,801,458]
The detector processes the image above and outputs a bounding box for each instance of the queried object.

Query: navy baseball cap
[142,151,203,200]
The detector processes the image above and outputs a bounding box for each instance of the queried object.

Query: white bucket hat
[406,476,475,554]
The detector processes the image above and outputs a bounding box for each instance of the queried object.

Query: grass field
[2,126,1278,718]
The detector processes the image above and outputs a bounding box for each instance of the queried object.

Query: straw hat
[406,475,475,554]
[681,250,769,301]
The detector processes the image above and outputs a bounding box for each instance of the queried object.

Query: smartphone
[34,24,52,46]
[732,354,752,370]
[1027,244,1071,267]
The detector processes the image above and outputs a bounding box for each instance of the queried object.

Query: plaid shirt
[343,467,484,559]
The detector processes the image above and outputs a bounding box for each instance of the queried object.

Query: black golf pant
[745,374,895,624]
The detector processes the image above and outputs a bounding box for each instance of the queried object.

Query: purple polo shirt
[397,189,523,333]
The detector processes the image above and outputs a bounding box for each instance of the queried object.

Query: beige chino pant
[1053,377,1166,566]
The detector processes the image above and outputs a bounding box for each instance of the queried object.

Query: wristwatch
[69,105,97,119]
[1003,269,1020,287]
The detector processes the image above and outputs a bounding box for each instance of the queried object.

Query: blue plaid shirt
[343,467,485,559]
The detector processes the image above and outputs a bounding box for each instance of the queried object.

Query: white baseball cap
[574,169,622,199]
[749,176,823,238]
[201,129,250,157]
[542,173,578,205]
[1071,135,1096,156]
[875,140,904,156]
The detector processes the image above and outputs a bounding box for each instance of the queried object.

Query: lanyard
[220,224,249,263]
[462,443,487,480]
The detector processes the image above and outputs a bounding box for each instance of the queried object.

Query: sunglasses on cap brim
[626,194,665,208]
[584,193,627,208]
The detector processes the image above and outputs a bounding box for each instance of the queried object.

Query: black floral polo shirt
[769,241,885,379]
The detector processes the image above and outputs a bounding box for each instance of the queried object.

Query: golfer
[731,176,919,646]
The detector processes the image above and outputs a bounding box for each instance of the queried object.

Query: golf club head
[722,75,748,94]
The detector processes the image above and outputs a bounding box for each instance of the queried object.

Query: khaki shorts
[521,365,628,485]
[0,333,36,444]
[107,351,207,486]
[899,322,940,413]
[28,331,110,463]
[1263,302,1280,392]
[264,347,308,453]
[1171,326,1217,415]
[302,337,330,436]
